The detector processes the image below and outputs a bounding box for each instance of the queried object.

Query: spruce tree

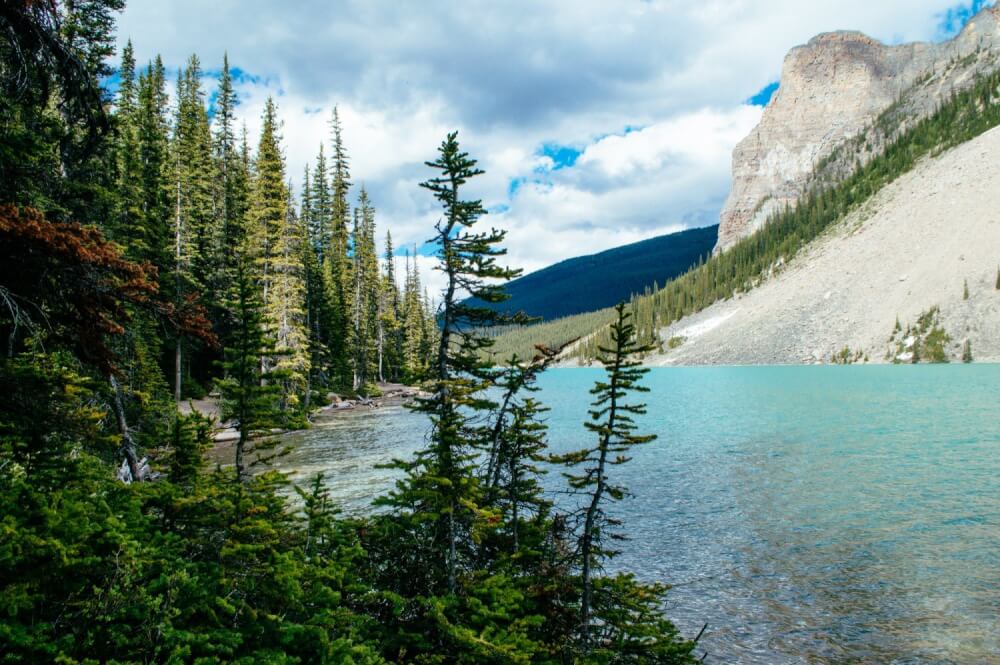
[212,54,249,294]
[111,40,144,255]
[400,250,426,380]
[552,302,657,649]
[325,108,353,388]
[268,182,310,413]
[217,257,283,481]
[377,132,521,594]
[168,55,216,400]
[309,144,333,256]
[379,231,403,382]
[135,56,171,271]
[350,187,379,392]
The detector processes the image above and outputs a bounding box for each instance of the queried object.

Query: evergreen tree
[379,231,403,382]
[326,106,354,387]
[168,55,216,400]
[309,143,333,256]
[239,105,310,414]
[212,54,249,295]
[377,132,521,595]
[552,302,656,649]
[111,40,144,255]
[269,182,310,413]
[217,257,283,481]
[351,187,380,392]
[400,250,425,380]
[135,56,171,271]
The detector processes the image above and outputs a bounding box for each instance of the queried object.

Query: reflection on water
[273,365,1000,663]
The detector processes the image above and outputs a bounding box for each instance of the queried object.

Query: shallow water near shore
[277,365,1000,663]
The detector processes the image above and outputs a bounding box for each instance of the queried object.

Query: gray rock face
[715,6,1000,252]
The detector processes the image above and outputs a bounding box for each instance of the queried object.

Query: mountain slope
[646,125,1000,365]
[480,225,717,321]
[717,4,1000,252]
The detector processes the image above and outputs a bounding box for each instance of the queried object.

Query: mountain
[717,5,1000,252]
[650,124,1000,365]
[484,225,718,321]
[490,5,1000,365]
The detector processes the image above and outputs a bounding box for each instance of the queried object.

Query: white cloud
[114,0,991,277]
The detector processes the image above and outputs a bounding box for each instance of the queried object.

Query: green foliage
[216,257,286,479]
[0,13,699,663]
[484,308,617,364]
[888,306,952,363]
[832,346,865,365]
[962,338,973,363]
[963,278,970,300]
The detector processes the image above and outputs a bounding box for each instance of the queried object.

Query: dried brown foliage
[0,205,216,372]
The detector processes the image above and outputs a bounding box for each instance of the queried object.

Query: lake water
[277,365,1000,664]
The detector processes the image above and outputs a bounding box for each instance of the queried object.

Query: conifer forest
[0,2,698,662]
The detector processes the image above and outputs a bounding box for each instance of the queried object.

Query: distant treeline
[468,225,718,322]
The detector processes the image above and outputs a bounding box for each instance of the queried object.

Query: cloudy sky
[115,0,991,292]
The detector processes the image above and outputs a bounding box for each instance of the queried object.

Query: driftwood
[109,373,145,483]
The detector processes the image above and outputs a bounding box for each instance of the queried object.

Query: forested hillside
[0,3,698,662]
[470,225,717,321]
[490,63,1000,363]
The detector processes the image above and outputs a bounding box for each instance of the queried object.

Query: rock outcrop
[716,5,1000,252]
[650,124,1000,366]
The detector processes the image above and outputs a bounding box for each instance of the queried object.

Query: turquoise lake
[277,365,1000,663]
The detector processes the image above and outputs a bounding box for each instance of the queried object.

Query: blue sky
[115,0,995,289]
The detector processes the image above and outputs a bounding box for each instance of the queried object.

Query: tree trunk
[448,501,457,594]
[174,339,182,402]
[580,358,620,648]
[235,429,246,482]
[110,374,143,482]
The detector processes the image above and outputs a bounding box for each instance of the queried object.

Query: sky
[114,0,993,295]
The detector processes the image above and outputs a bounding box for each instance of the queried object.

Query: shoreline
[178,382,429,448]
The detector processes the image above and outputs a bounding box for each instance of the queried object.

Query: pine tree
[308,144,333,256]
[552,302,657,649]
[135,56,171,271]
[963,278,970,300]
[962,338,973,363]
[168,55,216,400]
[325,108,353,387]
[212,54,249,292]
[217,257,283,481]
[111,41,145,255]
[377,132,521,595]
[350,187,379,392]
[268,182,310,413]
[484,348,559,552]
[379,231,403,382]
[400,250,422,379]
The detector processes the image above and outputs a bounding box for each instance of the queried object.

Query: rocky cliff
[651,124,1000,366]
[716,5,1000,252]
